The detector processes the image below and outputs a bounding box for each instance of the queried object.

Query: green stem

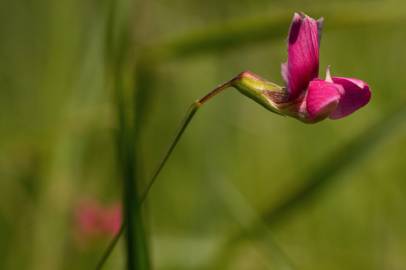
[95,79,233,270]
[95,223,125,270]
[120,133,138,270]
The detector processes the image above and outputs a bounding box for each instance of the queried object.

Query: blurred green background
[1,0,406,269]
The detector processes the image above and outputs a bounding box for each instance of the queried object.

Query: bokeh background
[1,0,406,269]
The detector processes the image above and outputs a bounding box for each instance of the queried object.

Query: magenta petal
[284,13,321,100]
[329,77,371,119]
[306,79,341,121]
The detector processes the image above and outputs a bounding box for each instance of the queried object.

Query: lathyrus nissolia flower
[73,200,121,247]
[230,12,371,123]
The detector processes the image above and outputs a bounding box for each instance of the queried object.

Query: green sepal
[231,71,286,115]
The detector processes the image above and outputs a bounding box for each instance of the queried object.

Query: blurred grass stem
[105,0,151,268]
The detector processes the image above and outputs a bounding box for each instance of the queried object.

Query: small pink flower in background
[73,199,121,246]
[233,12,371,123]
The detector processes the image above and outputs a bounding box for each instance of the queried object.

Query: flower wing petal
[329,77,371,119]
[306,79,341,121]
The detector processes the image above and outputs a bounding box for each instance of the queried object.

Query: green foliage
[1,0,406,269]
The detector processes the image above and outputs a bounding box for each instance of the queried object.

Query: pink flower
[233,13,371,123]
[73,199,121,245]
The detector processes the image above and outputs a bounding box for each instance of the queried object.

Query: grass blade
[105,0,150,268]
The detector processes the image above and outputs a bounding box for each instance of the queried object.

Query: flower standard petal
[284,13,321,100]
[329,77,371,119]
[306,79,342,122]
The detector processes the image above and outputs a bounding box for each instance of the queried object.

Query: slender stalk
[140,79,233,201]
[140,79,233,202]
[140,102,200,200]
[94,79,233,270]
[95,223,126,270]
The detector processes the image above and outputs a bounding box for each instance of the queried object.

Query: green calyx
[231,71,286,115]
